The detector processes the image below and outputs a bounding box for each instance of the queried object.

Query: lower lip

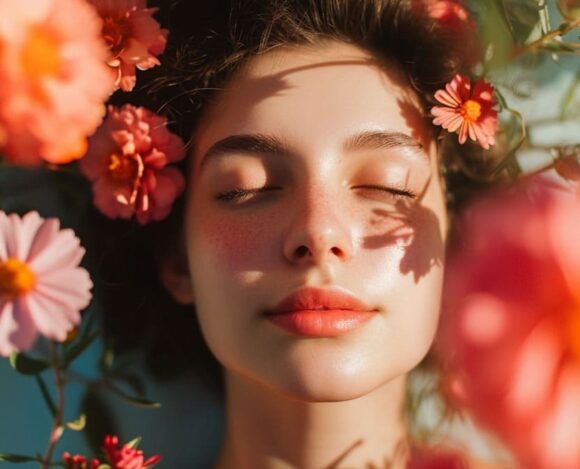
[266,310,376,337]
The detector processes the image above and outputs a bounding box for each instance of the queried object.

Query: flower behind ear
[80,104,185,225]
[431,74,498,150]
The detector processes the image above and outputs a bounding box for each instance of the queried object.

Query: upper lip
[266,287,374,315]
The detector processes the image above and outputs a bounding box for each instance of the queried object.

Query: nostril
[330,246,343,257]
[295,245,309,258]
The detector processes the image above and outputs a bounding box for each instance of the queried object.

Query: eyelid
[352,184,417,199]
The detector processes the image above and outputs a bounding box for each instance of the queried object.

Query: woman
[106,0,501,467]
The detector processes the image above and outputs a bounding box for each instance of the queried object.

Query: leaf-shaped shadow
[363,200,444,283]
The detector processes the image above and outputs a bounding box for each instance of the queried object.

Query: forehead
[193,42,433,162]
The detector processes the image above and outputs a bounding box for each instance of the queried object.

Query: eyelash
[353,184,417,200]
[215,185,417,202]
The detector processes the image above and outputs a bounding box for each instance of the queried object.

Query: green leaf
[97,466,113,469]
[9,352,49,375]
[559,71,580,119]
[125,436,141,450]
[63,330,99,367]
[494,87,509,110]
[35,374,57,418]
[66,413,87,432]
[0,453,39,463]
[108,383,161,409]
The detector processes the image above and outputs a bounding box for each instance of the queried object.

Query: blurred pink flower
[0,0,115,165]
[420,0,474,30]
[432,74,498,150]
[89,0,168,92]
[103,435,161,469]
[0,211,92,356]
[80,104,185,225]
[439,179,580,468]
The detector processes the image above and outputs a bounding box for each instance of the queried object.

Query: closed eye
[352,185,417,200]
[215,186,282,203]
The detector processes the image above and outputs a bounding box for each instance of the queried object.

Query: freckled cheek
[190,211,280,270]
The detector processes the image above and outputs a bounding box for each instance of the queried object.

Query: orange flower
[89,0,168,92]
[439,179,580,468]
[80,104,185,225]
[431,74,498,150]
[0,0,115,165]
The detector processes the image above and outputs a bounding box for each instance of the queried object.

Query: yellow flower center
[108,153,138,183]
[0,258,37,298]
[461,99,482,123]
[21,26,62,79]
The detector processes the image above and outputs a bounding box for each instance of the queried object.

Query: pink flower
[103,435,161,469]
[0,211,92,356]
[80,104,185,225]
[439,179,580,468]
[89,0,168,92]
[431,74,498,149]
[0,0,115,165]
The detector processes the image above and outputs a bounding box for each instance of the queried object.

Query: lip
[264,287,377,337]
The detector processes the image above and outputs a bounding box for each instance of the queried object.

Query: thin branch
[41,344,65,469]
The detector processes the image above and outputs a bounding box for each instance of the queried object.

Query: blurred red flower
[431,74,498,150]
[80,104,185,225]
[439,178,580,468]
[89,0,168,92]
[63,452,100,469]
[0,0,114,165]
[103,435,161,469]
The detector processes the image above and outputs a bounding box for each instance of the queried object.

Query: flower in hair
[89,0,168,92]
[0,211,93,356]
[80,104,185,225]
[431,74,498,150]
[0,0,115,165]
[440,179,580,468]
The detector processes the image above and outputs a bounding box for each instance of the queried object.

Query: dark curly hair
[95,0,491,397]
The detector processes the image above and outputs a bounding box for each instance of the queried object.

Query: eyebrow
[200,130,426,167]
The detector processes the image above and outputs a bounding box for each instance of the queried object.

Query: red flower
[79,104,185,225]
[439,178,580,468]
[431,74,498,149]
[103,435,161,469]
[63,452,100,469]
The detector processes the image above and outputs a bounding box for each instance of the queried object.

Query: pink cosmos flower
[103,435,161,469]
[0,211,92,356]
[89,0,168,92]
[80,104,185,225]
[431,74,498,150]
[439,179,580,468]
[0,0,115,165]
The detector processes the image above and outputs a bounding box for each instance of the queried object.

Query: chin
[257,349,410,403]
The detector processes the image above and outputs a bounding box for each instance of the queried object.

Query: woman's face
[182,42,447,401]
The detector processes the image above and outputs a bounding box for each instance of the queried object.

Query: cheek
[188,207,280,272]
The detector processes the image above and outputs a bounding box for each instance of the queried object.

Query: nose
[282,191,354,266]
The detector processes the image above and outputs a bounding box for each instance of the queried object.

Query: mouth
[264,286,378,337]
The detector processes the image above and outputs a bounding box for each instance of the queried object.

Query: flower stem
[41,343,65,469]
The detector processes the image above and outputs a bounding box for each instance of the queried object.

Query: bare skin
[165,42,448,468]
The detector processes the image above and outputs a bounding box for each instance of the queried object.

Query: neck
[214,373,410,469]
